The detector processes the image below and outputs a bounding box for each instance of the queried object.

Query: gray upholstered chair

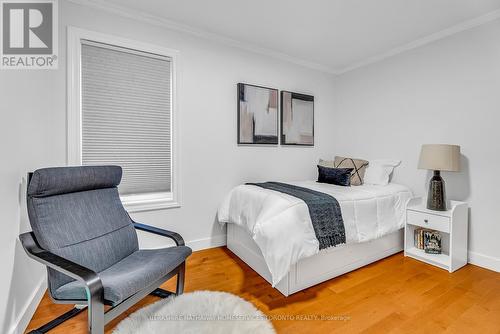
[20,166,191,334]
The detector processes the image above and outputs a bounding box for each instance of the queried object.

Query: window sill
[121,192,180,213]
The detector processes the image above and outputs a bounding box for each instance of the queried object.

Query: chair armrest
[132,222,185,246]
[19,232,103,297]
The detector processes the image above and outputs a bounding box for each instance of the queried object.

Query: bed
[218,181,412,296]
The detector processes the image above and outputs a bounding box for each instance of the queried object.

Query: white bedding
[218,181,412,286]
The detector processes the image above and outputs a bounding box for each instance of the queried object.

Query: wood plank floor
[26,247,500,333]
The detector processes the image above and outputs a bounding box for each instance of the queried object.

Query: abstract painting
[280,91,314,145]
[237,83,278,144]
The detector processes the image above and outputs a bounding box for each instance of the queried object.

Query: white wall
[0,1,337,332]
[332,20,500,271]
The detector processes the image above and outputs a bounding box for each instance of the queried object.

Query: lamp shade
[418,144,461,172]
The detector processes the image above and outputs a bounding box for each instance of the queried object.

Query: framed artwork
[280,91,314,146]
[237,83,278,145]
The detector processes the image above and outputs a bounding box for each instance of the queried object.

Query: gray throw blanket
[246,182,346,249]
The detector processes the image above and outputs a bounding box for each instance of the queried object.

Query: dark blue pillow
[317,165,353,186]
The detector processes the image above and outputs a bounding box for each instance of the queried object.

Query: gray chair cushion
[27,166,139,297]
[53,246,192,305]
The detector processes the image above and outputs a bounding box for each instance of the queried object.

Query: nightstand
[404,197,468,272]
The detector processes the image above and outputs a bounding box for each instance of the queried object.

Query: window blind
[81,41,172,195]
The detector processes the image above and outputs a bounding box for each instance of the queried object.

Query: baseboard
[468,251,500,272]
[9,277,46,334]
[186,234,226,251]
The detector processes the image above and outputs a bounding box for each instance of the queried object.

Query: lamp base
[427,170,446,211]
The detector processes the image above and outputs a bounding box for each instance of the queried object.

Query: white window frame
[67,27,180,212]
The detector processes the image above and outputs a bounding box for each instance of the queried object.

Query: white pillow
[363,159,401,185]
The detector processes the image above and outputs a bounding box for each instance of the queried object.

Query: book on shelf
[413,228,442,254]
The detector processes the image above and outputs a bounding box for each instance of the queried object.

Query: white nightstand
[404,197,468,272]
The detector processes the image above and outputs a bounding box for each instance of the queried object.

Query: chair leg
[27,307,86,334]
[176,262,185,295]
[88,292,105,334]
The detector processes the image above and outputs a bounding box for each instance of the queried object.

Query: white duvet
[218,181,412,286]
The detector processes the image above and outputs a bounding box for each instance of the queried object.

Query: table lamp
[418,144,460,211]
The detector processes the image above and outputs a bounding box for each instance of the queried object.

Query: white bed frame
[227,224,404,296]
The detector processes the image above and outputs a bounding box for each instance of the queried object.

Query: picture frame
[280,91,314,146]
[237,83,279,145]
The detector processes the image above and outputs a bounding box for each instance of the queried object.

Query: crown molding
[66,0,500,76]
[335,8,500,74]
[65,0,338,74]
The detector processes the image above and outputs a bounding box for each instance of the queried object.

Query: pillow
[333,156,369,186]
[363,159,401,185]
[317,165,353,186]
[318,159,335,168]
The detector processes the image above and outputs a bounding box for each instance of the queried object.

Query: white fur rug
[113,291,276,334]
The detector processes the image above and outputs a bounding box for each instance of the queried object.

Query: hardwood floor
[26,247,500,334]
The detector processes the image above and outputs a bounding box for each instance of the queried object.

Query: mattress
[218,181,412,286]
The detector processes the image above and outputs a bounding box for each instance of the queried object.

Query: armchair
[20,166,191,334]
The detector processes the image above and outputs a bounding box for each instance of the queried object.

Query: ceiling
[87,0,500,73]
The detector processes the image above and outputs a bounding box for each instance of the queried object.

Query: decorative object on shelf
[237,83,278,145]
[424,230,442,254]
[280,91,314,145]
[414,228,442,254]
[414,228,424,249]
[418,144,461,211]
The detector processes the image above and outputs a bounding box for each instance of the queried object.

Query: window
[68,28,179,212]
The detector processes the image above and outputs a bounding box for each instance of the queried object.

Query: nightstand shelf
[404,197,468,272]
[405,247,449,270]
